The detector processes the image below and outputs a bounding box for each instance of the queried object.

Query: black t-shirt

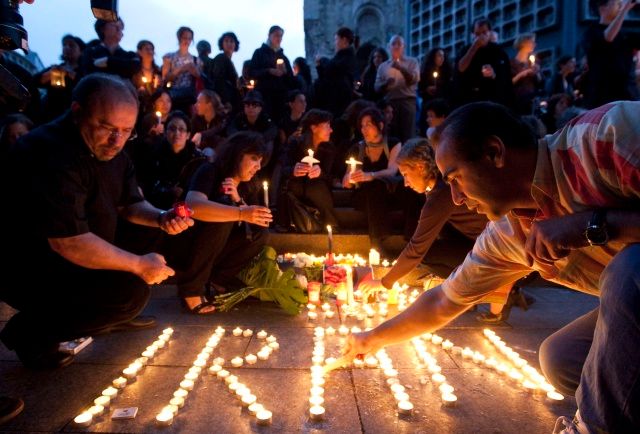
[4,112,144,260]
[188,162,258,206]
[581,24,640,108]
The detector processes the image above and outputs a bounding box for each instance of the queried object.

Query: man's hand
[342,330,381,361]
[525,213,590,267]
[137,253,175,284]
[358,279,386,300]
[472,33,490,49]
[159,212,194,235]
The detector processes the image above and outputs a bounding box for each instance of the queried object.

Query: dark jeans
[420,236,475,279]
[277,177,338,227]
[172,221,268,298]
[0,259,149,352]
[389,97,417,142]
[539,244,640,433]
[353,179,395,245]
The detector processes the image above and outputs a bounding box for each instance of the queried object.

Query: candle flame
[308,149,314,158]
[249,79,255,86]
[529,54,536,64]
[433,71,439,78]
[263,181,268,189]
[142,76,148,83]
[155,111,162,117]
[326,225,332,233]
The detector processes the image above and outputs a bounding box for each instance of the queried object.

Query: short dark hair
[358,107,387,137]
[589,0,610,15]
[432,102,536,161]
[268,25,284,35]
[286,89,305,103]
[62,34,85,52]
[215,131,268,178]
[473,18,492,31]
[336,27,355,45]
[72,73,138,113]
[136,39,154,51]
[94,18,123,41]
[176,26,194,40]
[424,98,450,118]
[165,110,192,133]
[198,89,224,113]
[300,109,332,133]
[396,137,439,179]
[218,32,240,52]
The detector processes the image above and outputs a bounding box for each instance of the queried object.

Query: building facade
[406,0,640,70]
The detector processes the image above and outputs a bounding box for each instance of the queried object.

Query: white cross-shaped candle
[345,157,362,183]
[301,149,320,167]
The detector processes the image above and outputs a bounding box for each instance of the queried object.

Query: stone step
[267,231,406,256]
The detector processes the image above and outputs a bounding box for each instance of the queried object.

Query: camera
[90,0,118,22]
[0,0,28,52]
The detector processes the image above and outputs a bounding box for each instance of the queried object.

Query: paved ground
[0,283,598,434]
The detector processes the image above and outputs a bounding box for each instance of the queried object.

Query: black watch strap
[589,209,607,227]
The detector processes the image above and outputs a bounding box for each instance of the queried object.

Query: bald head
[72,73,138,116]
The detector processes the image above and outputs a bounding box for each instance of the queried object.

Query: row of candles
[375,349,416,415]
[412,335,458,407]
[155,326,278,427]
[73,327,175,427]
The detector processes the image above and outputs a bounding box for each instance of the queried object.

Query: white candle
[242,328,253,337]
[232,327,243,337]
[368,249,380,266]
[184,372,199,382]
[209,365,222,375]
[173,389,189,399]
[112,377,127,389]
[268,341,280,350]
[155,411,173,426]
[213,357,225,366]
[345,157,363,183]
[256,409,272,425]
[163,404,179,416]
[365,356,378,368]
[394,391,410,402]
[325,310,335,319]
[547,391,564,401]
[189,366,202,375]
[310,386,324,396]
[231,357,244,367]
[88,405,104,416]
[326,225,333,254]
[266,335,277,343]
[442,393,458,407]
[94,395,110,408]
[180,379,194,391]
[257,350,270,360]
[432,373,446,384]
[390,384,405,394]
[102,386,118,400]
[325,326,336,335]
[225,375,238,384]
[122,367,138,380]
[155,110,162,125]
[397,400,414,415]
[338,325,349,336]
[308,311,318,321]
[74,412,93,427]
[310,405,325,421]
[276,58,284,66]
[257,330,268,339]
[245,354,257,364]
[242,394,257,407]
[248,402,264,415]
[262,181,269,208]
[529,54,536,64]
[170,396,185,408]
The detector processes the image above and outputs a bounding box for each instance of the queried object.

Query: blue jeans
[539,243,640,433]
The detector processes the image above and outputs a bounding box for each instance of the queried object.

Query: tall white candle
[263,181,269,208]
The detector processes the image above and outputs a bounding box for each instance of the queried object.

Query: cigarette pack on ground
[59,336,93,355]
[111,407,138,420]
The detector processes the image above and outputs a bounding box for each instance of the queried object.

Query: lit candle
[547,391,564,401]
[155,411,174,426]
[368,248,380,266]
[232,327,243,337]
[325,326,335,335]
[261,181,269,208]
[231,357,244,367]
[438,383,454,395]
[173,389,189,399]
[432,373,446,384]
[276,58,284,66]
[112,377,127,389]
[242,394,257,407]
[94,395,110,408]
[309,405,325,421]
[74,412,93,427]
[209,365,222,375]
[268,341,280,350]
[442,393,458,407]
[248,402,264,415]
[243,329,253,337]
[256,409,272,425]
[163,404,179,416]
[184,372,199,382]
[433,70,439,88]
[248,79,255,90]
[225,375,238,385]
[529,54,536,65]
[88,405,104,416]
[257,330,268,339]
[155,110,162,125]
[245,354,257,364]
[301,148,320,167]
[309,395,325,406]
[257,350,270,360]
[180,379,194,391]
[102,386,118,400]
[326,225,333,255]
[345,157,363,183]
[170,396,185,408]
[397,400,414,415]
[308,311,318,321]
[325,310,335,319]
[266,335,277,343]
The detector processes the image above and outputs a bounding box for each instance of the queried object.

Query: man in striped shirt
[345,101,640,433]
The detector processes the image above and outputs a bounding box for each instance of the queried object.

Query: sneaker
[552,410,590,434]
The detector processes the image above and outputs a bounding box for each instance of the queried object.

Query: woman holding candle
[418,47,452,134]
[208,32,241,114]
[275,109,339,233]
[510,33,544,115]
[168,131,271,313]
[341,107,410,252]
[133,40,162,113]
[191,90,228,160]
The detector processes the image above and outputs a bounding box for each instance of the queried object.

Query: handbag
[286,191,323,234]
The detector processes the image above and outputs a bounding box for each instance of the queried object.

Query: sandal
[181,296,216,315]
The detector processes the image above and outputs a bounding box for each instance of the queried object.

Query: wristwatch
[585,210,608,246]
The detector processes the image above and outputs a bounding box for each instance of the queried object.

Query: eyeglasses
[167,126,188,133]
[96,123,137,141]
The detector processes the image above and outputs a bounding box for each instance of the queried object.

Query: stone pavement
[0,284,598,434]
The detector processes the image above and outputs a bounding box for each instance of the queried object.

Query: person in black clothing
[191,89,228,159]
[132,40,162,115]
[581,0,640,108]
[172,132,272,313]
[545,55,577,97]
[137,111,205,210]
[79,18,141,81]
[418,47,453,133]
[292,57,312,96]
[35,34,85,121]
[226,91,277,167]
[313,27,358,117]
[0,73,192,370]
[341,107,404,251]
[453,18,514,108]
[276,109,339,232]
[208,32,241,114]
[249,25,296,122]
[360,47,389,102]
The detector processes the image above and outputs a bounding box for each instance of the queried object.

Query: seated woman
[137,111,205,210]
[359,138,522,322]
[173,131,272,314]
[276,109,339,232]
[341,107,404,251]
[191,89,228,160]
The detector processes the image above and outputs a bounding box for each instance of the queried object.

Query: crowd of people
[0,0,639,432]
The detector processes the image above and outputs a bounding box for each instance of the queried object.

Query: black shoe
[15,344,74,370]
[106,315,157,333]
[0,397,24,426]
